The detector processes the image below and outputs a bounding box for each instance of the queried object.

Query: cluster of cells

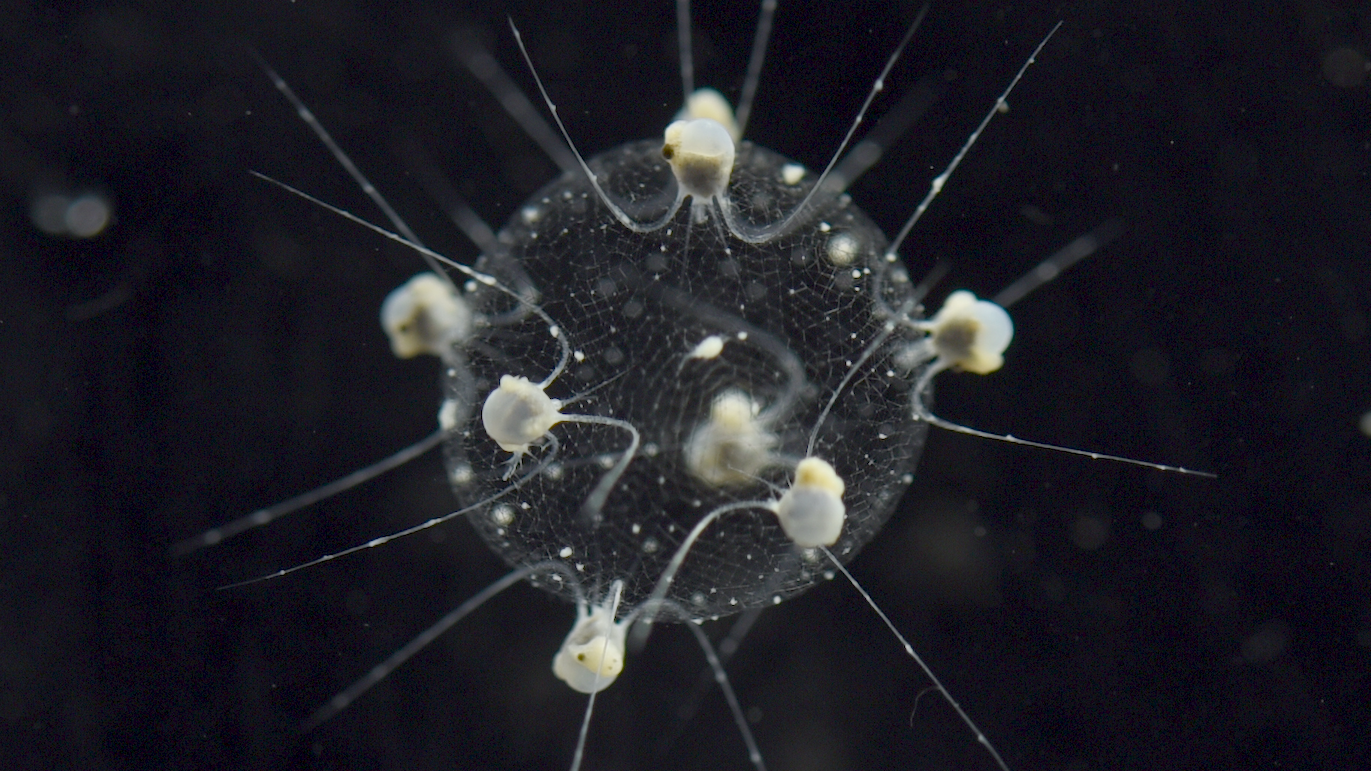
[176,5,1204,770]
[370,70,1015,762]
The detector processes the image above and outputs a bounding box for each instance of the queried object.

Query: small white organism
[480,369,640,518]
[379,272,470,360]
[920,289,1015,376]
[644,455,849,616]
[483,374,563,457]
[552,587,628,694]
[775,456,846,548]
[178,4,1215,771]
[684,389,780,487]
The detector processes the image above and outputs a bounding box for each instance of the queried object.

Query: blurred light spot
[345,589,371,616]
[1199,347,1235,376]
[29,189,113,238]
[897,496,1001,607]
[1239,619,1290,664]
[31,193,69,235]
[1018,204,1051,226]
[65,193,112,237]
[1140,511,1164,530]
[1070,514,1110,550]
[1322,47,1368,89]
[1129,347,1170,387]
[65,282,131,321]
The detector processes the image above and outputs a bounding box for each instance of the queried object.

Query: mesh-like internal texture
[442,138,930,619]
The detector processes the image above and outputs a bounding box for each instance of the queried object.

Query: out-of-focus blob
[30,188,114,239]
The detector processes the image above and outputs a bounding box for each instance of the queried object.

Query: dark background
[3,1,1368,769]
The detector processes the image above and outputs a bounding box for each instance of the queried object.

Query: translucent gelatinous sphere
[445,137,931,618]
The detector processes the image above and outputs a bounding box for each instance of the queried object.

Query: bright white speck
[687,335,726,360]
